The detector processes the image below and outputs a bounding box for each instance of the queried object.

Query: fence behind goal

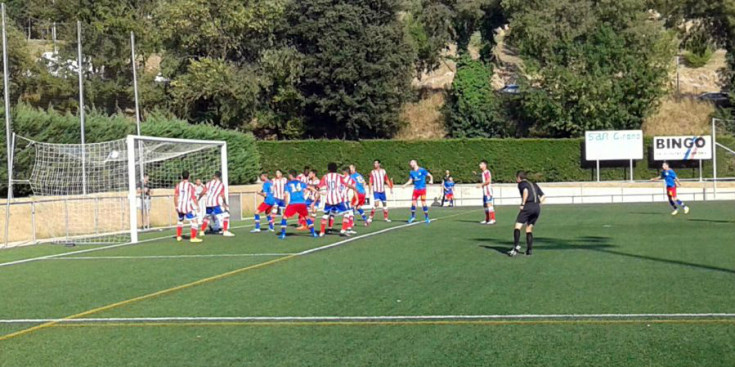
[2,135,227,246]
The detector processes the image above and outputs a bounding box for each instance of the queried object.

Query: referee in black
[508,171,546,257]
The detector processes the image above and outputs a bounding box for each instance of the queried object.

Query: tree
[445,55,507,137]
[506,0,676,137]
[285,0,415,139]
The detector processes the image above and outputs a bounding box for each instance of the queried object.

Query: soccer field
[0,202,734,366]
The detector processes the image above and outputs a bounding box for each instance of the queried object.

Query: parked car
[697,92,731,108]
[498,84,520,95]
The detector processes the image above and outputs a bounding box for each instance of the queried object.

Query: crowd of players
[171,158,687,257]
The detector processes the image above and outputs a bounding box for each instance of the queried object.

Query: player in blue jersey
[442,170,455,207]
[251,173,275,233]
[402,160,433,223]
[279,170,317,239]
[650,162,690,215]
[349,164,370,226]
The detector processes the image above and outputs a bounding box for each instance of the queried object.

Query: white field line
[0,222,255,268]
[2,313,735,324]
[49,253,295,260]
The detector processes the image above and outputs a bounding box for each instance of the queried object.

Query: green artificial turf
[0,203,733,366]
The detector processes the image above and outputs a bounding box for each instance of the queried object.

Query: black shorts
[516,205,541,226]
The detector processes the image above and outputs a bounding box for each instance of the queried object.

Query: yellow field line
[49,319,735,328]
[0,210,476,342]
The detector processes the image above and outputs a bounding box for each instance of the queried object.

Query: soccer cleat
[190,237,203,243]
[671,209,679,216]
[278,234,286,240]
[176,236,182,242]
[250,228,261,233]
[408,217,415,224]
[684,206,690,214]
[385,219,391,223]
[488,220,496,225]
[222,231,235,237]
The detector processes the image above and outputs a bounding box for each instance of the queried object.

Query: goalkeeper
[200,171,235,237]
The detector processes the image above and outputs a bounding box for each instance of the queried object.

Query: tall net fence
[2,136,224,247]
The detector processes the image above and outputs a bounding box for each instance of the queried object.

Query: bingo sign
[653,136,712,161]
[585,130,644,161]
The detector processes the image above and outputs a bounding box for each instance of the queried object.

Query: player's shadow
[478,236,735,275]
[687,218,734,224]
[478,236,614,255]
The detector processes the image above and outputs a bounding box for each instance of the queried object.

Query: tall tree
[505,0,676,137]
[286,0,415,139]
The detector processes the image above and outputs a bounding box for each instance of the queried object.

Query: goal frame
[126,135,228,243]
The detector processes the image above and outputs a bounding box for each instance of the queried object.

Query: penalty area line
[0,209,477,342]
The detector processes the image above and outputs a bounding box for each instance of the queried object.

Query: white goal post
[126,135,228,243]
[9,134,228,246]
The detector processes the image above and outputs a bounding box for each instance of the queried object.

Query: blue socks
[280,218,287,236]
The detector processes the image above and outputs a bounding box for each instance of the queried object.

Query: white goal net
[10,135,227,245]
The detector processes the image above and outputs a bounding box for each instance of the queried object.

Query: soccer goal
[9,135,227,245]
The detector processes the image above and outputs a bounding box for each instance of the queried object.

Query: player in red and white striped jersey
[368,160,393,223]
[174,170,202,243]
[318,163,357,237]
[477,160,496,224]
[341,167,359,234]
[271,170,288,213]
[306,170,321,217]
[296,166,310,184]
[199,171,234,237]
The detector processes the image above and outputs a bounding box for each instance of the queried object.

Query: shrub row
[257,137,735,184]
[1,105,260,196]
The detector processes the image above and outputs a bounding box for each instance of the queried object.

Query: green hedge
[258,138,735,183]
[1,105,260,196]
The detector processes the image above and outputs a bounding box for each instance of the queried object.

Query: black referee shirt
[518,180,544,205]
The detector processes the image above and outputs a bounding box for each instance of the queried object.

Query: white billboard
[653,136,712,161]
[585,130,643,161]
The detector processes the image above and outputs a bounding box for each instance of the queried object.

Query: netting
[10,136,224,245]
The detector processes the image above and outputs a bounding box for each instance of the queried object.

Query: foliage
[285,0,415,139]
[505,0,676,137]
[0,105,260,197]
[683,48,714,68]
[169,58,259,130]
[444,55,507,137]
[257,136,735,184]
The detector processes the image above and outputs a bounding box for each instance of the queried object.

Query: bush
[445,56,509,138]
[1,105,260,197]
[683,47,714,68]
[258,138,735,184]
